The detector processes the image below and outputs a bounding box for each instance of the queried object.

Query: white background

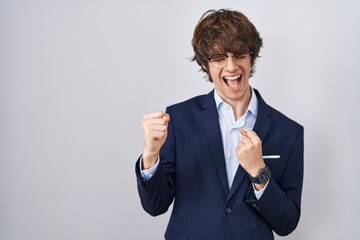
[1,0,359,239]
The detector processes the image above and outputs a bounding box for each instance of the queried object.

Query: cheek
[210,74,222,85]
[246,64,253,75]
[208,68,221,82]
[239,66,251,80]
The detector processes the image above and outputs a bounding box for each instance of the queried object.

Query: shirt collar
[214,87,258,117]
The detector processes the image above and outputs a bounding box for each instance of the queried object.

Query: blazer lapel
[201,91,229,195]
[252,89,272,142]
[227,89,272,201]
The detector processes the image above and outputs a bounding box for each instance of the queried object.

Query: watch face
[248,167,271,184]
[258,167,271,183]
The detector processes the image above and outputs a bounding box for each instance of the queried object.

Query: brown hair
[191,9,263,81]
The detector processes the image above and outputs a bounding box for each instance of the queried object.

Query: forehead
[208,43,249,55]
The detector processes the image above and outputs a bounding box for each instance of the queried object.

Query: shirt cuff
[253,180,269,199]
[139,156,160,181]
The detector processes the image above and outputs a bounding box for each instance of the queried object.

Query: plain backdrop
[1,0,360,239]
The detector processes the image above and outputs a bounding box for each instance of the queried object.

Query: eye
[233,54,248,61]
[209,54,226,62]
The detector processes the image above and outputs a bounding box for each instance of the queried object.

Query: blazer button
[225,207,232,214]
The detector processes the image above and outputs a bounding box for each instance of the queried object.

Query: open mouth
[223,75,242,88]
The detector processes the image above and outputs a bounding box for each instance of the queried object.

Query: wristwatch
[248,166,271,184]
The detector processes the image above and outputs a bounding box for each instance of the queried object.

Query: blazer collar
[252,89,272,142]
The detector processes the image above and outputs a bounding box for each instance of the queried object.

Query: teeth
[224,75,241,80]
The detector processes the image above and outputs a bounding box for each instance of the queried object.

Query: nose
[225,55,238,71]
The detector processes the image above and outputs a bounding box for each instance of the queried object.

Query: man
[135,9,304,240]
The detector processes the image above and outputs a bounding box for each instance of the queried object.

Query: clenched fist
[142,111,170,169]
[236,128,266,189]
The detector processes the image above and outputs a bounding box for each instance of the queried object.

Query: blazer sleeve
[246,126,304,236]
[135,107,176,216]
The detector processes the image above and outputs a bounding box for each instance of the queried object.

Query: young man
[135,9,304,240]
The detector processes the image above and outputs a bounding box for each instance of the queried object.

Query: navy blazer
[136,89,304,240]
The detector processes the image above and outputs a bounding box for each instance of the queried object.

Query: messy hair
[191,9,263,81]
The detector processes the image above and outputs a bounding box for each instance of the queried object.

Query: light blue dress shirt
[214,87,257,188]
[141,87,267,199]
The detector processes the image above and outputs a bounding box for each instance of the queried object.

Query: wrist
[248,166,271,184]
[248,163,266,177]
[142,153,158,169]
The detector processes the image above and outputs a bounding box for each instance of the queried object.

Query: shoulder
[167,91,214,112]
[255,88,303,130]
[270,105,303,132]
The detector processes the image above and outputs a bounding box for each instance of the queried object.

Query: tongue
[227,79,240,88]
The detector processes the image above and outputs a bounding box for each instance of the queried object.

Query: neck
[220,88,252,121]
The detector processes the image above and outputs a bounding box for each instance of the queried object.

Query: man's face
[207,52,252,104]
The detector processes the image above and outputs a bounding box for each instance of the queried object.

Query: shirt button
[225,207,232,214]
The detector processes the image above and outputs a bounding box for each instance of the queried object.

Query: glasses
[207,52,253,69]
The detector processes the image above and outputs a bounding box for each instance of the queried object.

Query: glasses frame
[207,51,254,69]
